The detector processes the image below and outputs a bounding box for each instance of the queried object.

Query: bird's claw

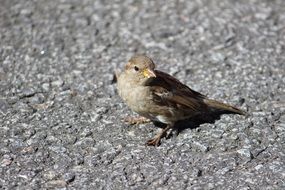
[146,137,161,146]
[123,116,151,125]
[146,125,172,146]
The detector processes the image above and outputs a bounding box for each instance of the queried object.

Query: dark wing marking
[147,70,207,112]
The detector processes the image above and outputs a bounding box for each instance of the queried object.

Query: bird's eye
[134,66,139,71]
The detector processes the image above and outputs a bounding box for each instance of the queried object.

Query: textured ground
[0,0,285,189]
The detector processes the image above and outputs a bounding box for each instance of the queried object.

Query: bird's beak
[143,69,156,78]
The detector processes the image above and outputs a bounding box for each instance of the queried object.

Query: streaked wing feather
[148,70,206,112]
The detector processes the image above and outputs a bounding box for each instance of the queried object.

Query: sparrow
[117,55,245,146]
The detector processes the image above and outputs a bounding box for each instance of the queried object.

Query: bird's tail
[204,99,246,115]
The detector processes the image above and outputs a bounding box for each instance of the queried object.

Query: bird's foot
[123,116,151,125]
[146,136,161,146]
[146,125,173,146]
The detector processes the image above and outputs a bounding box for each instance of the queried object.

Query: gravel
[0,0,284,189]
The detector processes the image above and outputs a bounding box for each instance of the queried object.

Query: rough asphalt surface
[1,0,285,189]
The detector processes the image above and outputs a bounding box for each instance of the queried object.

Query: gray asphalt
[0,0,284,189]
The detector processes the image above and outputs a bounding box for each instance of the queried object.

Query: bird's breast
[117,75,150,113]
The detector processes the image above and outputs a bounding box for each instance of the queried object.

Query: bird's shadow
[153,110,239,134]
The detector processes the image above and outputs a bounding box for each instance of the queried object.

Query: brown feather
[147,70,207,115]
[203,99,246,115]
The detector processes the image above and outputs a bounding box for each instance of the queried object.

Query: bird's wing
[148,70,207,111]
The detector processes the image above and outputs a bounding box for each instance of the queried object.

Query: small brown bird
[117,55,245,146]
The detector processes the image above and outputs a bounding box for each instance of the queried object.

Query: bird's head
[124,55,156,85]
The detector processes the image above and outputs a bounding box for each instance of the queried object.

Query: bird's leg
[123,116,151,125]
[146,124,173,146]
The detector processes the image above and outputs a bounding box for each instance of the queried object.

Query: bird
[117,55,246,146]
